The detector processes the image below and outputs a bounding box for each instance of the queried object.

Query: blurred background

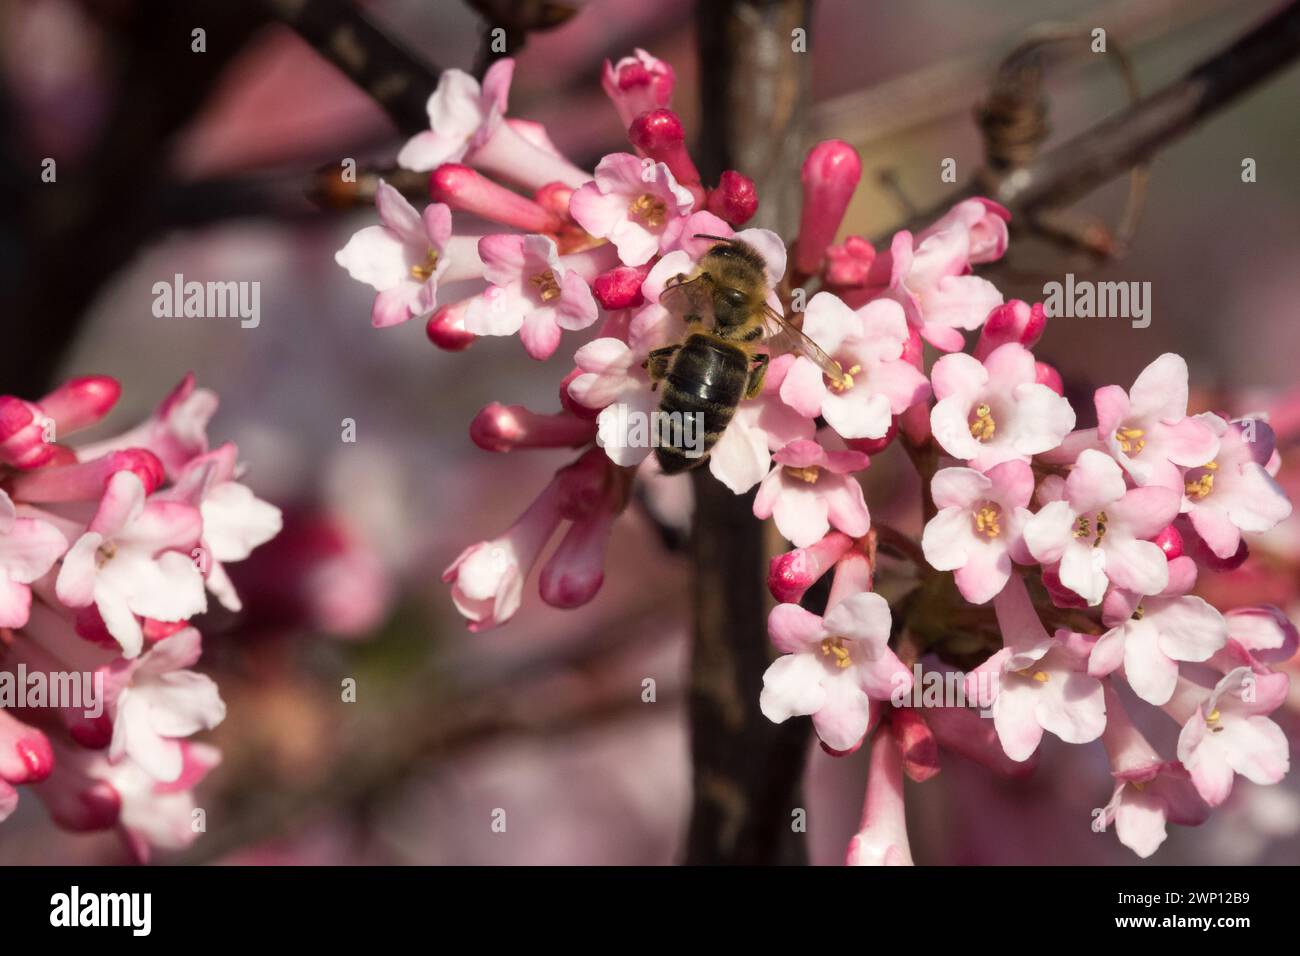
[1,0,1297,864]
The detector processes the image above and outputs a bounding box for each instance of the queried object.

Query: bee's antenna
[692,234,733,243]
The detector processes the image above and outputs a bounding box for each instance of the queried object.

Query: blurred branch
[891,0,1300,238]
[259,0,444,135]
[687,0,813,867]
[2,0,269,396]
[174,604,683,864]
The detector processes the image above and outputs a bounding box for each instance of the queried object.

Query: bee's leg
[744,352,770,399]
[643,345,680,389]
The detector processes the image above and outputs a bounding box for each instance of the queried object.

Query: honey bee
[645,234,848,474]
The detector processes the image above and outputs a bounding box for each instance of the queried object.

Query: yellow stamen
[784,465,821,484]
[530,270,561,302]
[627,193,668,229]
[1132,604,1145,620]
[974,504,1002,538]
[969,403,996,442]
[1185,461,1218,500]
[828,364,862,394]
[1206,707,1225,733]
[1116,426,1146,455]
[820,637,852,669]
[1132,780,1147,792]
[409,248,440,281]
[1093,510,1108,546]
[1015,667,1050,682]
[95,542,117,569]
[1073,516,1091,539]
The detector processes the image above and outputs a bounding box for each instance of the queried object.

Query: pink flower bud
[430,163,562,234]
[628,109,701,188]
[7,447,165,501]
[38,376,121,434]
[794,140,862,277]
[705,170,758,226]
[847,420,898,456]
[1034,361,1064,395]
[426,300,476,351]
[539,506,615,609]
[0,396,57,469]
[890,709,940,782]
[593,264,650,310]
[0,711,54,784]
[823,235,876,288]
[554,448,615,522]
[602,49,675,128]
[469,403,596,452]
[1152,524,1183,561]
[533,181,574,220]
[974,299,1046,360]
[559,368,601,421]
[767,531,855,603]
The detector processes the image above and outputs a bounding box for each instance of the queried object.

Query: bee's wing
[760,303,848,387]
[659,272,716,327]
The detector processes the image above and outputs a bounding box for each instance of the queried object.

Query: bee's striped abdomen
[655,334,748,474]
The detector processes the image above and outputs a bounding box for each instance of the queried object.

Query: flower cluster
[336,49,1295,862]
[0,375,281,860]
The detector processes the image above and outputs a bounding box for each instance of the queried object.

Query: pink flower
[1089,592,1227,706]
[866,212,1006,351]
[1168,667,1290,807]
[55,471,207,658]
[966,575,1106,761]
[396,60,512,171]
[570,336,657,467]
[569,153,694,266]
[760,568,910,752]
[397,60,590,189]
[1024,450,1180,605]
[921,460,1034,605]
[464,234,599,360]
[335,181,480,328]
[601,48,675,128]
[708,367,815,494]
[1183,415,1291,559]
[111,742,222,861]
[163,443,283,612]
[915,197,1010,265]
[929,343,1076,470]
[442,480,565,632]
[0,489,67,628]
[103,627,225,782]
[1091,353,1220,490]
[1098,686,1208,858]
[779,294,929,440]
[1224,605,1298,665]
[753,438,870,547]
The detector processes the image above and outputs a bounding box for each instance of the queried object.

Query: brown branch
[686,0,814,867]
[892,0,1300,236]
[258,0,445,135]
